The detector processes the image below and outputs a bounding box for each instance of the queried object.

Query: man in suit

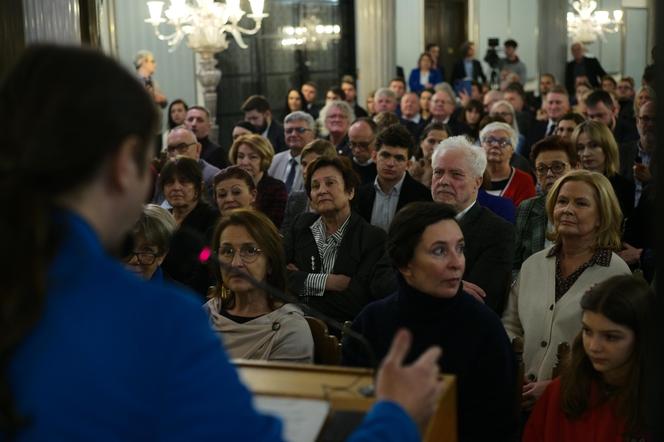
[620,100,655,204]
[526,85,571,159]
[241,95,287,153]
[427,89,469,136]
[268,111,315,194]
[585,89,639,144]
[355,124,431,231]
[399,92,425,140]
[565,42,607,97]
[341,77,368,118]
[431,135,515,315]
[184,106,229,170]
[301,81,321,119]
[348,117,378,185]
[451,41,487,86]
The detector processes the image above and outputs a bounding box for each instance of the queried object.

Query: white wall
[395,0,424,79]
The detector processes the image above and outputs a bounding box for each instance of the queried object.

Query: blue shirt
[7,211,418,442]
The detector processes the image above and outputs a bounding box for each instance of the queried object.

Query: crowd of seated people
[137,40,657,440]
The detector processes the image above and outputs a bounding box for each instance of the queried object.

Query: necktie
[284,158,297,193]
[546,122,556,136]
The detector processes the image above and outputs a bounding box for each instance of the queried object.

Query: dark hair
[547,84,569,97]
[327,86,346,101]
[601,75,617,87]
[585,89,615,109]
[478,114,506,130]
[417,52,434,68]
[210,209,288,310]
[619,76,635,88]
[213,165,256,192]
[390,77,406,86]
[504,39,518,48]
[376,124,414,157]
[386,202,458,269]
[459,41,474,57]
[167,99,188,129]
[305,156,359,198]
[529,135,578,167]
[187,105,210,119]
[302,81,318,89]
[460,99,485,128]
[415,122,450,159]
[561,275,654,437]
[0,45,156,435]
[504,82,526,98]
[425,43,439,51]
[233,120,259,133]
[159,157,203,201]
[241,95,271,113]
[558,112,586,126]
[283,88,306,113]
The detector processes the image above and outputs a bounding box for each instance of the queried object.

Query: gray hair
[373,87,397,102]
[431,135,487,178]
[433,82,456,103]
[284,110,315,130]
[489,100,520,136]
[479,121,517,150]
[133,204,177,254]
[133,50,154,70]
[318,100,355,136]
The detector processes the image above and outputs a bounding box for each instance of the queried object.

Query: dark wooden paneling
[424,0,467,82]
[0,0,26,80]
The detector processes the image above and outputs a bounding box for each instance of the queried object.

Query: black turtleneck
[342,275,518,442]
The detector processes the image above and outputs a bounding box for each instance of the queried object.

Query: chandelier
[566,0,623,44]
[280,16,341,50]
[145,0,268,52]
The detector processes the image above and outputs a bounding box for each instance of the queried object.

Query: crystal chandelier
[280,16,341,50]
[567,0,623,44]
[145,0,268,142]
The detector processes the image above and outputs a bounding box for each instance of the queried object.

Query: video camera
[484,38,501,69]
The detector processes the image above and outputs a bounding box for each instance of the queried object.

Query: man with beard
[241,95,287,153]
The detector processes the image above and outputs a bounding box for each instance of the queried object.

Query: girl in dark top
[167,99,188,130]
[281,88,306,122]
[524,275,653,441]
[572,120,635,220]
[343,201,518,442]
[458,99,484,143]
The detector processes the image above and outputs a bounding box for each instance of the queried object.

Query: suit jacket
[266,121,287,153]
[354,172,432,224]
[613,117,639,144]
[408,67,444,93]
[424,116,470,137]
[280,191,310,236]
[619,140,639,181]
[199,137,230,170]
[268,150,304,193]
[458,202,515,315]
[451,59,487,85]
[513,194,547,272]
[565,56,607,95]
[283,212,397,323]
[524,120,549,160]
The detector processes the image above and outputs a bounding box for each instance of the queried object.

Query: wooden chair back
[305,316,342,365]
[511,337,524,418]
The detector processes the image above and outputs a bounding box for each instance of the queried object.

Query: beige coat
[502,246,630,381]
[205,299,314,363]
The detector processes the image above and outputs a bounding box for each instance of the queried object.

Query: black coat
[266,121,287,153]
[283,212,397,324]
[451,59,487,85]
[458,202,515,315]
[353,172,432,223]
[565,56,607,95]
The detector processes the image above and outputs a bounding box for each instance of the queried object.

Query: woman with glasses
[229,134,287,228]
[480,121,536,207]
[205,209,314,363]
[124,204,177,281]
[408,122,450,188]
[513,136,578,272]
[503,170,630,411]
[571,120,635,220]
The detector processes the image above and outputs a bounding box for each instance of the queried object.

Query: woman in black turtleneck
[342,202,517,442]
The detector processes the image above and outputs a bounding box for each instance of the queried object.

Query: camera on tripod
[484,38,501,69]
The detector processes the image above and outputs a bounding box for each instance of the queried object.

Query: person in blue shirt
[0,45,444,442]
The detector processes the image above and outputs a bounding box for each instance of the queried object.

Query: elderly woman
[124,204,177,281]
[514,136,578,272]
[408,52,444,93]
[489,100,526,155]
[205,209,314,363]
[408,122,450,188]
[319,99,354,156]
[283,156,396,326]
[343,201,517,442]
[503,169,631,409]
[159,156,218,297]
[280,139,337,235]
[480,121,536,207]
[571,120,635,218]
[229,133,287,228]
[214,166,257,215]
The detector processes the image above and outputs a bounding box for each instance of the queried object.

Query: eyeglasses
[126,251,159,265]
[218,245,263,263]
[535,161,568,176]
[350,140,374,150]
[482,137,512,148]
[637,115,656,124]
[167,142,196,153]
[285,127,312,134]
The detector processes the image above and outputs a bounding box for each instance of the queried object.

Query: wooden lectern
[235,359,457,442]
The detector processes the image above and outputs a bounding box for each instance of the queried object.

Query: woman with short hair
[213,166,257,215]
[229,134,287,228]
[205,209,314,363]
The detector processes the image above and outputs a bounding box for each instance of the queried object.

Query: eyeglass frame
[166,142,197,154]
[217,244,263,263]
[481,136,513,148]
[125,251,161,265]
[535,161,569,176]
[285,127,313,134]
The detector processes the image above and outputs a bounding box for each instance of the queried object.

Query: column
[537,0,567,85]
[355,0,396,104]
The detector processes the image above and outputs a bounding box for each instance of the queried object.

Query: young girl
[523,274,653,441]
